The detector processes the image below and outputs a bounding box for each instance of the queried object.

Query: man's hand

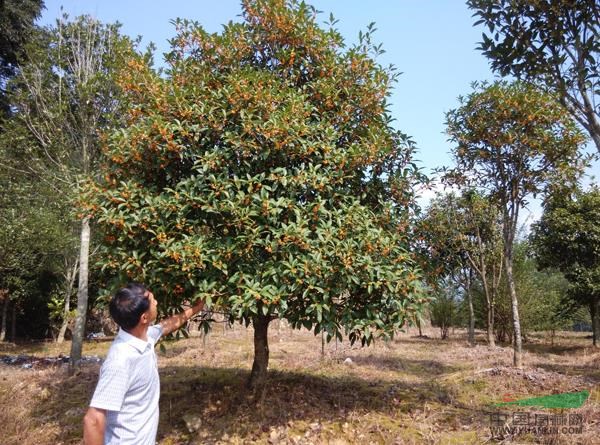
[83,407,106,445]
[160,299,205,336]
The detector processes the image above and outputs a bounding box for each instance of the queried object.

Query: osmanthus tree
[491,240,572,343]
[418,190,503,346]
[468,0,600,153]
[455,191,504,347]
[531,187,600,347]
[417,192,473,342]
[88,0,427,388]
[445,80,587,367]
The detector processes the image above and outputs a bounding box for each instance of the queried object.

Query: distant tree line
[415,0,600,364]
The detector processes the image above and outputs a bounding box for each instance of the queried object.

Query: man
[83,283,205,445]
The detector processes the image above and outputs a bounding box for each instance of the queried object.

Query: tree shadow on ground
[531,361,600,385]
[349,354,460,376]
[157,365,473,443]
[0,340,54,354]
[392,330,490,346]
[30,360,485,444]
[522,342,593,356]
[28,364,100,444]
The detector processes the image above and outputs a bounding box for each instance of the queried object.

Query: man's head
[109,283,157,331]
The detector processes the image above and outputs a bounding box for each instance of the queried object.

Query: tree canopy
[0,0,44,119]
[445,80,587,367]
[88,0,427,387]
[468,0,600,153]
[418,189,503,346]
[531,187,600,346]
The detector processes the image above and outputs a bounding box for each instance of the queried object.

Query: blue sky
[40,1,496,174]
[40,1,598,222]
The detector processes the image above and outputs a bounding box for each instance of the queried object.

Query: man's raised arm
[160,299,205,336]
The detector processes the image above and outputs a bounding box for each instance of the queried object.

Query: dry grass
[1,324,599,444]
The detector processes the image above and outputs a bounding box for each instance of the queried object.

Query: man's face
[144,290,158,323]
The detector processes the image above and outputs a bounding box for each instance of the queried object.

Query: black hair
[109,282,150,330]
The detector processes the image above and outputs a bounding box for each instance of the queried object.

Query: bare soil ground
[0,325,598,444]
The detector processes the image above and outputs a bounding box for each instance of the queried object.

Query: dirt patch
[480,366,594,391]
[0,327,599,444]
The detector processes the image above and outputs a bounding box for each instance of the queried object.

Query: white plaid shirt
[90,325,163,445]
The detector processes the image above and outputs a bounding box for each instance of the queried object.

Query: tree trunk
[70,216,91,373]
[57,258,78,343]
[11,303,17,341]
[57,297,71,343]
[468,291,475,346]
[248,312,271,390]
[465,272,475,346]
[592,298,600,348]
[0,297,8,342]
[490,286,500,347]
[582,105,600,154]
[481,272,496,347]
[487,299,495,347]
[504,252,523,368]
[441,323,449,340]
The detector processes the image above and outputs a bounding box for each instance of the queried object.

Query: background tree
[418,190,503,346]
[418,192,476,344]
[0,168,65,341]
[456,191,504,346]
[531,187,600,346]
[510,241,571,340]
[445,80,587,367]
[429,277,459,340]
[0,116,83,342]
[2,15,135,366]
[488,240,573,344]
[0,0,44,120]
[89,0,427,388]
[468,0,600,153]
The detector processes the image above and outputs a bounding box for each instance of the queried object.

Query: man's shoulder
[148,324,163,344]
[103,339,135,365]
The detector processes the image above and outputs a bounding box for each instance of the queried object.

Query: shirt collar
[117,328,152,353]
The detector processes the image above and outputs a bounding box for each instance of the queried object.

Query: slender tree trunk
[582,104,600,154]
[591,298,600,348]
[248,312,271,390]
[70,216,91,373]
[57,258,78,343]
[504,251,522,368]
[482,280,492,345]
[489,259,503,348]
[480,272,496,347]
[11,303,17,341]
[57,296,71,343]
[487,297,495,347]
[465,271,475,346]
[468,292,475,346]
[590,129,600,154]
[0,297,8,342]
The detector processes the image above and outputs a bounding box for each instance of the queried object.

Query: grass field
[1,324,599,444]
